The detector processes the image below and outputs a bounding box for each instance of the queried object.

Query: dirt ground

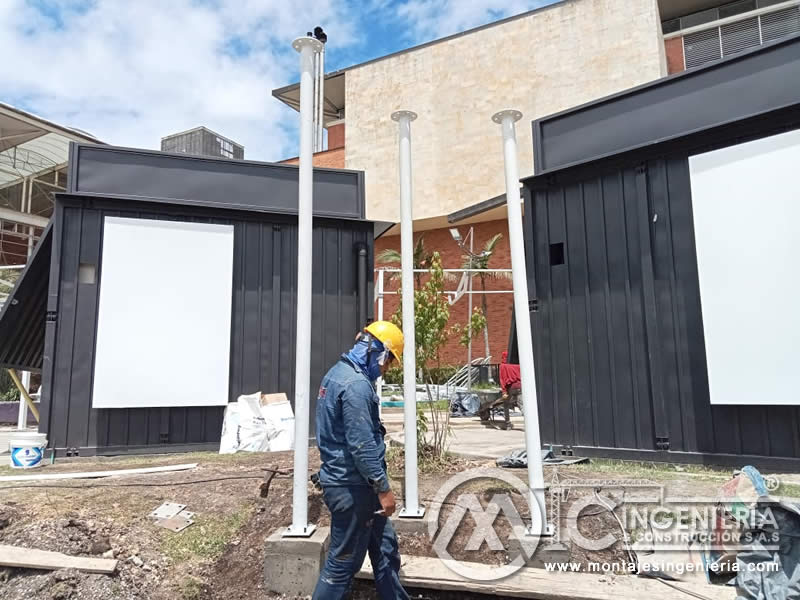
[0,448,782,600]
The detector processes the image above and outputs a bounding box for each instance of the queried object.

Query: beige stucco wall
[344,0,667,222]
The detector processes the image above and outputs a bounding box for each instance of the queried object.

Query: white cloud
[394,0,560,42]
[1,0,361,161]
[2,0,562,161]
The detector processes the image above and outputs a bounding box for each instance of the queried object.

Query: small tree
[455,307,487,349]
[460,233,508,359]
[377,234,432,290]
[392,251,452,460]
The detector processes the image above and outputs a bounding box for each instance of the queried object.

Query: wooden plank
[0,545,117,574]
[357,555,735,600]
[0,462,197,483]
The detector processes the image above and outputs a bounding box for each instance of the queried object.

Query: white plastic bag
[261,398,295,451]
[218,392,273,454]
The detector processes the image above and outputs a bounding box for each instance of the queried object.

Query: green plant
[377,234,432,290]
[453,306,487,348]
[392,251,453,460]
[460,233,508,358]
[0,370,19,403]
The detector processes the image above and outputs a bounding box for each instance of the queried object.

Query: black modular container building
[519,35,800,469]
[0,143,377,456]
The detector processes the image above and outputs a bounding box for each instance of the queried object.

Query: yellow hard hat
[364,320,404,360]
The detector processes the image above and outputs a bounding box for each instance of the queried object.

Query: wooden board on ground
[357,555,735,600]
[0,545,118,574]
[0,462,198,483]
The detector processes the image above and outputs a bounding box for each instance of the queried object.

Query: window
[549,243,565,266]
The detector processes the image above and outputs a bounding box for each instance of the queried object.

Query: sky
[1,0,558,162]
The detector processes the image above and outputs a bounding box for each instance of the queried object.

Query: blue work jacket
[315,356,389,493]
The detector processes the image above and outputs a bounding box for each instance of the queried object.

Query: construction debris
[0,544,118,574]
[148,502,186,520]
[0,462,197,483]
[148,501,196,533]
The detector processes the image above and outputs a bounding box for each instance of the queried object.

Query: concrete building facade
[273,0,800,367]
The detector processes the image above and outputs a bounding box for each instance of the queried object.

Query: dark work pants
[311,486,409,600]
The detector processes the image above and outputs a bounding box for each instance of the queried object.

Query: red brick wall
[279,146,345,169]
[375,219,513,367]
[328,123,345,150]
[665,37,685,74]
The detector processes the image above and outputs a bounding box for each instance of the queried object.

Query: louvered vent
[761,6,800,41]
[682,2,800,70]
[721,16,761,55]
[684,28,722,68]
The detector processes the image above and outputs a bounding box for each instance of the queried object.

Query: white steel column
[286,35,323,538]
[376,269,385,415]
[317,46,326,152]
[467,229,473,389]
[18,176,32,430]
[392,110,424,518]
[492,109,546,534]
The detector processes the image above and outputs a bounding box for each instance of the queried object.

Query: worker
[312,321,409,600]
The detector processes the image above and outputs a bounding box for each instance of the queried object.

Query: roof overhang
[657,0,729,21]
[272,71,346,123]
[0,102,101,189]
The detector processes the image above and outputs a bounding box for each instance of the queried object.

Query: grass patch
[776,482,800,498]
[178,576,208,600]
[386,445,464,478]
[563,458,733,481]
[163,505,253,563]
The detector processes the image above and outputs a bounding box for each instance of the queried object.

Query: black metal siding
[39,195,373,454]
[526,157,800,465]
[0,226,51,371]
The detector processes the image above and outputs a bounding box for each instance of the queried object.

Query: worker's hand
[377,490,397,518]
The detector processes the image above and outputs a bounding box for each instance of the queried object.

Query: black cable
[0,471,293,491]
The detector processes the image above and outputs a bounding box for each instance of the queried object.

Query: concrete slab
[389,424,526,460]
[263,526,330,597]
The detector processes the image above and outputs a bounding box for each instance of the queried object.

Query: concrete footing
[391,514,430,535]
[263,526,330,597]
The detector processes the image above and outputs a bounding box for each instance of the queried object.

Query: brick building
[273,0,800,367]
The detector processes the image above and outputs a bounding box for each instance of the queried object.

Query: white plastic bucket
[9,432,48,468]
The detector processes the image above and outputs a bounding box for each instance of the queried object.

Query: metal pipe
[318,47,326,151]
[286,35,323,538]
[467,229,473,389]
[391,109,424,519]
[18,371,30,429]
[492,109,546,535]
[311,52,319,153]
[357,244,367,328]
[376,269,385,416]
[377,268,512,273]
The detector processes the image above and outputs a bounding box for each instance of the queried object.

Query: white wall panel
[92,217,234,408]
[690,129,800,405]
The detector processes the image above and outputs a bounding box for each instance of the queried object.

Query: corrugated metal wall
[39,196,373,454]
[0,226,50,371]
[526,156,800,465]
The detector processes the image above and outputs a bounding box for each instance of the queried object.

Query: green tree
[392,251,452,459]
[460,233,508,359]
[376,234,432,290]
